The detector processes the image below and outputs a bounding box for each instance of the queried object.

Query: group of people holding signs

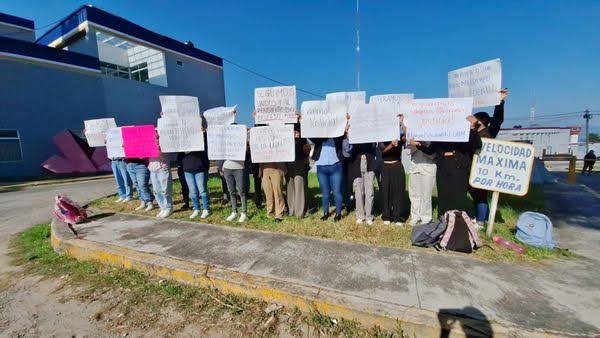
[85,59,534,232]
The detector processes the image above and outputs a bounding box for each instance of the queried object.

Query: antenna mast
[356,0,360,90]
[529,90,536,124]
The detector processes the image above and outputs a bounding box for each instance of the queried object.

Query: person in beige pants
[406,144,436,225]
[260,163,287,221]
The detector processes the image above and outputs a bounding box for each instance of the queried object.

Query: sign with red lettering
[405,98,473,142]
[254,86,297,124]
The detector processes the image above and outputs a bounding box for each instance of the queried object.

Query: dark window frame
[0,129,23,162]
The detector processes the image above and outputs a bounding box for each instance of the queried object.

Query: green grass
[89,173,574,263]
[10,223,405,337]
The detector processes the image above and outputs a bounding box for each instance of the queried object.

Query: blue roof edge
[0,12,35,30]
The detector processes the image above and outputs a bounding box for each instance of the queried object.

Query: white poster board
[326,91,366,107]
[300,100,347,138]
[448,59,502,108]
[105,127,125,158]
[203,106,236,126]
[254,86,297,124]
[469,138,535,196]
[348,103,400,144]
[157,116,204,152]
[405,98,473,142]
[250,124,295,163]
[207,124,247,161]
[369,94,414,115]
[159,95,200,117]
[84,118,117,147]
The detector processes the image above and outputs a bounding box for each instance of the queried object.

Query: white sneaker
[145,203,154,212]
[122,197,132,203]
[366,220,374,225]
[356,219,364,224]
[156,210,165,218]
[226,212,237,222]
[200,210,210,219]
[395,222,404,227]
[238,213,247,223]
[160,209,172,218]
[135,201,146,211]
[383,221,391,225]
[115,197,124,203]
[189,210,200,219]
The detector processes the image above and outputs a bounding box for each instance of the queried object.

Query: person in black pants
[176,153,190,209]
[413,116,482,217]
[379,138,408,225]
[469,89,508,224]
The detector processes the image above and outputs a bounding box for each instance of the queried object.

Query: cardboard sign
[448,59,502,108]
[405,98,473,142]
[249,124,295,163]
[254,86,297,124]
[300,100,347,138]
[207,124,247,160]
[348,103,399,144]
[326,91,366,108]
[369,94,414,116]
[122,125,160,158]
[159,95,200,117]
[105,127,125,158]
[84,118,117,147]
[203,106,236,126]
[157,117,204,153]
[469,138,535,196]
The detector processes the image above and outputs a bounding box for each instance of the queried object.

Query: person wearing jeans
[218,156,248,223]
[149,152,173,218]
[343,141,376,225]
[111,158,133,203]
[310,137,345,221]
[181,149,211,219]
[125,158,153,211]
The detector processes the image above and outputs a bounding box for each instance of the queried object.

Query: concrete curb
[0,174,113,192]
[50,218,568,337]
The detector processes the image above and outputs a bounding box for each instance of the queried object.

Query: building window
[0,130,23,162]
[131,62,149,83]
[177,60,184,67]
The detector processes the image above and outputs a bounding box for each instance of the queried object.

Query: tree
[588,133,600,143]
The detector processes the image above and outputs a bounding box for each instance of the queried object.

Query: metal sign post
[486,191,501,237]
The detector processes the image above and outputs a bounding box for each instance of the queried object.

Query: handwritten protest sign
[250,124,295,163]
[369,94,414,116]
[469,138,535,235]
[348,103,399,144]
[326,91,366,108]
[105,127,125,158]
[448,59,502,108]
[159,95,200,117]
[207,124,247,160]
[300,100,347,138]
[203,106,236,126]
[122,125,159,158]
[254,86,297,124]
[405,98,473,142]
[84,118,117,147]
[157,117,204,153]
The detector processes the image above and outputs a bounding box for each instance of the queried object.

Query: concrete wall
[0,23,34,42]
[0,58,106,178]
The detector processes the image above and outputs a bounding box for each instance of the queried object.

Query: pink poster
[122,125,160,158]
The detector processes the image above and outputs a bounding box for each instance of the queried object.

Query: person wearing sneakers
[125,158,154,211]
[181,143,211,219]
[343,139,377,225]
[378,135,408,226]
[110,157,133,203]
[148,151,173,218]
[218,150,249,223]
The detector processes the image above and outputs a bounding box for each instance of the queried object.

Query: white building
[497,127,581,158]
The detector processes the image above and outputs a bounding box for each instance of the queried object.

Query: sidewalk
[53,181,600,337]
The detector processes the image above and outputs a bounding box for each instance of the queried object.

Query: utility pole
[355,0,360,91]
[584,109,592,153]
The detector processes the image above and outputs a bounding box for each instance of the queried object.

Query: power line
[222,58,324,99]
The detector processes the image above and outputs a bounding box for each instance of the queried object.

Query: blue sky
[3,0,600,132]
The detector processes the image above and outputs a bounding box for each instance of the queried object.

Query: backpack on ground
[411,217,447,247]
[440,211,482,253]
[53,195,88,224]
[516,211,555,249]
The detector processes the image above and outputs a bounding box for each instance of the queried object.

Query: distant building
[0,6,225,178]
[497,126,581,158]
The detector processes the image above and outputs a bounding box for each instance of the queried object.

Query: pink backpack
[440,210,482,253]
[53,195,88,224]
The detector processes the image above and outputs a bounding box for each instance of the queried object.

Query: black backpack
[439,211,481,254]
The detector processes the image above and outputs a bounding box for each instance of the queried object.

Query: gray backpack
[411,217,447,247]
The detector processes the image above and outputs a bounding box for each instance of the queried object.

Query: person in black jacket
[470,89,508,224]
[309,135,346,221]
[412,115,482,217]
